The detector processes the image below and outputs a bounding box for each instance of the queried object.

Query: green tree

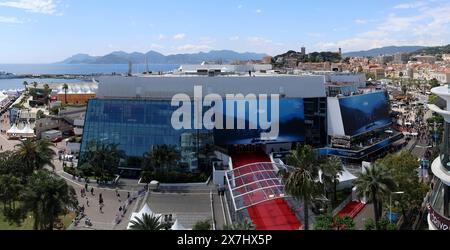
[23,81,28,90]
[36,110,46,120]
[62,84,69,104]
[128,214,164,230]
[376,152,428,225]
[313,214,334,230]
[80,141,125,180]
[14,140,55,177]
[320,156,343,204]
[429,78,440,88]
[364,218,376,230]
[0,151,26,179]
[192,219,212,230]
[33,82,38,89]
[22,170,78,230]
[335,215,356,230]
[141,145,181,181]
[0,175,23,212]
[282,145,322,230]
[354,165,396,229]
[43,84,51,110]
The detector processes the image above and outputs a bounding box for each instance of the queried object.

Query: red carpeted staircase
[336,201,366,219]
[231,152,302,230]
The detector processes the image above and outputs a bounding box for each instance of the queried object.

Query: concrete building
[427,86,450,230]
[414,55,437,64]
[394,53,409,64]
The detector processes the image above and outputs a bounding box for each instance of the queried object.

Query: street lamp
[389,191,405,223]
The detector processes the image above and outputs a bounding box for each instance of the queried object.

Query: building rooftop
[96,74,327,99]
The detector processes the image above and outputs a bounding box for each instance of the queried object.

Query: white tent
[127,204,159,230]
[336,167,358,190]
[171,220,188,230]
[138,204,154,217]
[22,124,35,136]
[319,166,357,191]
[6,124,19,135]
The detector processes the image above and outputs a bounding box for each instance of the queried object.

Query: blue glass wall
[80,99,212,170]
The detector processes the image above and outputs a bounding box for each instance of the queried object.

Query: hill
[272,50,342,68]
[410,44,450,56]
[59,50,267,64]
[342,46,426,57]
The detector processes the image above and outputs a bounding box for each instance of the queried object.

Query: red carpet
[336,201,366,218]
[231,152,302,230]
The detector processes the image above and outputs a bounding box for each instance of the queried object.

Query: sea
[0,64,179,90]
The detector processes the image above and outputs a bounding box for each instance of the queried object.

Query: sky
[0,0,449,63]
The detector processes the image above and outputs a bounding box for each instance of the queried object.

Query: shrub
[192,220,211,230]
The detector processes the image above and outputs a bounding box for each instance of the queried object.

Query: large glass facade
[80,99,213,171]
[80,97,318,173]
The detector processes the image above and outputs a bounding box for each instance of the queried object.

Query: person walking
[91,187,94,196]
[117,192,121,202]
[86,197,90,207]
[84,183,88,192]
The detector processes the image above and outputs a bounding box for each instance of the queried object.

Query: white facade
[96,75,327,99]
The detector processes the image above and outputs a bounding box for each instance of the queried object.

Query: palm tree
[354,165,396,229]
[129,214,164,230]
[15,140,55,177]
[23,81,28,90]
[80,141,125,180]
[43,84,51,110]
[22,170,78,230]
[282,145,322,230]
[62,84,69,105]
[320,156,343,204]
[33,82,38,89]
[142,145,181,175]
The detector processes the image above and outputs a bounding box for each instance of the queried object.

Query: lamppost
[389,191,405,223]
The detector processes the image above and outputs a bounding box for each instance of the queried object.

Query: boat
[0,70,16,79]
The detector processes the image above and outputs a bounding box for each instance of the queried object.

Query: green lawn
[0,211,75,230]
[0,212,34,230]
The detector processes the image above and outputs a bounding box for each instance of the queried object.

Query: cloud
[0,0,58,14]
[393,1,428,9]
[176,44,213,52]
[354,19,368,24]
[316,1,450,52]
[247,36,284,48]
[173,33,186,40]
[229,36,240,41]
[255,9,262,14]
[157,34,165,40]
[0,15,23,23]
[237,4,242,9]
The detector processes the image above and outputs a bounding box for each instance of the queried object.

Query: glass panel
[80,99,213,170]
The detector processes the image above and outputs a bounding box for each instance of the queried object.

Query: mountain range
[342,46,426,58]
[59,50,267,64]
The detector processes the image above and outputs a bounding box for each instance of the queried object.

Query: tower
[128,61,132,76]
[338,48,342,56]
[301,47,306,55]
